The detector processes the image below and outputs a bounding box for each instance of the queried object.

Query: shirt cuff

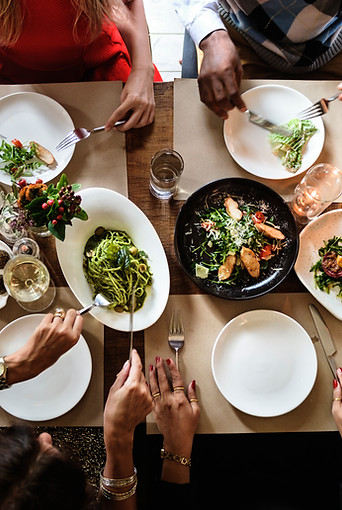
[189,10,227,47]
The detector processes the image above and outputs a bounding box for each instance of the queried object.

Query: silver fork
[168,310,184,369]
[297,92,340,120]
[78,293,112,315]
[55,119,127,151]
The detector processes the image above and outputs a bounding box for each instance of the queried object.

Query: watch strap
[0,357,11,390]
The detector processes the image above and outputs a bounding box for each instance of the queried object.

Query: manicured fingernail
[149,364,153,372]
[334,379,338,388]
[166,358,171,365]
[155,356,161,363]
[191,380,196,390]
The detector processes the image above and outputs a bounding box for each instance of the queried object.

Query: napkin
[145,293,339,434]
[0,287,104,427]
[174,79,342,203]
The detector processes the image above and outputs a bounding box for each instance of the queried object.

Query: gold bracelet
[160,447,191,467]
[100,481,137,501]
[100,467,137,488]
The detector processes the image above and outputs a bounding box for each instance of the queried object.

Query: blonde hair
[0,0,125,46]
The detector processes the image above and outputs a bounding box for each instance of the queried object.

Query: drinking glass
[3,254,56,311]
[290,163,342,224]
[149,149,184,199]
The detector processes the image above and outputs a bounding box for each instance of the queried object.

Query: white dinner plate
[0,92,74,185]
[294,210,342,320]
[56,187,170,331]
[0,240,12,309]
[0,314,92,421]
[223,85,324,180]
[211,310,317,417]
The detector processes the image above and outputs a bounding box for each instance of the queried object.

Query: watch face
[0,362,4,377]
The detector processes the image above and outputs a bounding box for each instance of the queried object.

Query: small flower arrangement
[14,174,88,241]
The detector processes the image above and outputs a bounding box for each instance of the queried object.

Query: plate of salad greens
[0,92,74,186]
[224,84,324,180]
[294,210,342,320]
[174,178,299,300]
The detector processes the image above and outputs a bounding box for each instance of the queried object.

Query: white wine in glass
[3,254,55,311]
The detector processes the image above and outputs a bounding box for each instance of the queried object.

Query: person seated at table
[0,311,200,509]
[0,0,162,131]
[173,0,342,119]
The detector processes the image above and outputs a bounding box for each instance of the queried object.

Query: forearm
[5,351,37,385]
[116,0,154,75]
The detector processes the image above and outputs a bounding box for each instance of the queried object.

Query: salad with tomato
[192,195,286,284]
[310,236,342,298]
[0,138,54,181]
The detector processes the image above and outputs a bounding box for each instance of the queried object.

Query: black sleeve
[150,481,193,510]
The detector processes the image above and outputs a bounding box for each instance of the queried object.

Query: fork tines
[297,101,328,120]
[55,131,78,151]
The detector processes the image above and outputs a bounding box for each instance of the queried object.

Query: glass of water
[149,149,184,199]
[3,254,56,311]
[290,163,342,224]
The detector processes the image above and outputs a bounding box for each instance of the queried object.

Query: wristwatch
[0,357,10,390]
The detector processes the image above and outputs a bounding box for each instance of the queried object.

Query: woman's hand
[104,349,152,447]
[332,368,342,435]
[5,309,83,385]
[338,83,342,100]
[149,357,200,458]
[105,65,155,131]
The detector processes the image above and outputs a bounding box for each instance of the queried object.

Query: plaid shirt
[219,0,342,72]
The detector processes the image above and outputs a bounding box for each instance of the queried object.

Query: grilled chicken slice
[33,141,55,165]
[254,222,285,240]
[224,196,243,221]
[218,254,236,280]
[240,246,260,278]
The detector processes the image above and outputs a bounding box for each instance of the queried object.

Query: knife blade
[245,109,292,137]
[309,303,338,378]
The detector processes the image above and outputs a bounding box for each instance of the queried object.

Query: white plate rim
[56,187,170,331]
[211,309,317,417]
[0,314,92,421]
[0,91,75,185]
[294,209,342,320]
[223,84,324,180]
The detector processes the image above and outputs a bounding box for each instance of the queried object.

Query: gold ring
[333,397,342,401]
[152,392,161,399]
[189,398,198,402]
[53,307,65,320]
[173,386,184,392]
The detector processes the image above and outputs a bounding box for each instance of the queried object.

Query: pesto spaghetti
[83,227,152,312]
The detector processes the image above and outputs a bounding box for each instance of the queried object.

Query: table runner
[0,82,127,197]
[145,293,340,434]
[174,79,342,203]
[0,287,104,426]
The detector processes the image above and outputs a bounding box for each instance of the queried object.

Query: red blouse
[0,0,161,83]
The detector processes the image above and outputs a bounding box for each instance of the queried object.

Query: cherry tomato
[252,211,265,224]
[259,244,273,260]
[36,179,43,184]
[11,139,23,148]
[18,179,27,188]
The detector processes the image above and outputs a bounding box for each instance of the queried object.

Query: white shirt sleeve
[172,0,227,47]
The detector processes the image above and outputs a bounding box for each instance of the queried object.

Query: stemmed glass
[3,254,56,312]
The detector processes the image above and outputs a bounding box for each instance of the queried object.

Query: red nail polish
[166,358,171,365]
[155,356,161,363]
[149,364,153,372]
[334,379,339,388]
[191,380,196,390]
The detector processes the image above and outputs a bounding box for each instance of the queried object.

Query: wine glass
[3,254,56,311]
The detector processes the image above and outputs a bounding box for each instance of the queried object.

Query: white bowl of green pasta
[56,187,170,331]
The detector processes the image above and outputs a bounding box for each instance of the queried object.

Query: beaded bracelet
[100,467,137,488]
[100,480,137,501]
[160,447,191,467]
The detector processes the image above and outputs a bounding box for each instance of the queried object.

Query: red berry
[42,202,48,209]
[36,179,43,184]
[18,179,27,188]
[58,199,63,205]
[47,199,54,206]
[52,219,58,225]
[58,206,64,213]
[56,215,62,220]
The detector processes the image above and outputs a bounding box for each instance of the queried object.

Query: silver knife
[245,109,292,137]
[309,303,338,378]
[129,289,136,362]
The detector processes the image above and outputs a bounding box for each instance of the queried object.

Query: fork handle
[175,350,179,370]
[78,303,95,315]
[91,126,106,134]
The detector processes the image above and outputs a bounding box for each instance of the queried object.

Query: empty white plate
[211,309,317,417]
